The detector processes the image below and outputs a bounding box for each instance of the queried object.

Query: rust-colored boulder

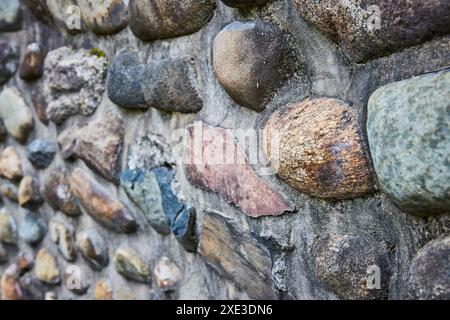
[263,98,374,199]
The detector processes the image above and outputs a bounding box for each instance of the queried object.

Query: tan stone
[94,278,113,300]
[0,209,17,244]
[0,146,23,181]
[18,176,44,209]
[154,257,183,291]
[35,248,60,285]
[0,264,23,300]
[49,219,76,262]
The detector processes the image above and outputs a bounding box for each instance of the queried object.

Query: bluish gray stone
[0,0,21,31]
[121,170,170,235]
[19,213,46,245]
[367,70,450,216]
[107,51,147,110]
[0,41,19,86]
[27,139,57,169]
[153,167,197,252]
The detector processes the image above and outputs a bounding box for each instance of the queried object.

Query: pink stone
[185,123,294,217]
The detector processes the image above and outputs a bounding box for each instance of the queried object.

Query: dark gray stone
[0,41,19,86]
[27,139,57,169]
[141,57,203,113]
[222,0,272,8]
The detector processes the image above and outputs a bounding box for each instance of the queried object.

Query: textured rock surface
[60,111,124,182]
[0,264,22,300]
[18,176,44,209]
[94,278,113,300]
[213,21,295,111]
[43,47,107,124]
[0,147,22,181]
[312,234,393,300]
[367,71,450,216]
[186,123,294,217]
[0,41,19,85]
[199,211,277,299]
[141,57,203,113]
[19,213,46,245]
[293,0,450,62]
[406,237,450,300]
[113,246,151,283]
[0,209,17,244]
[78,0,128,35]
[0,87,34,143]
[19,274,45,300]
[222,0,272,8]
[0,0,21,32]
[19,43,44,80]
[50,220,76,262]
[35,248,60,285]
[43,170,81,217]
[129,0,216,41]
[26,139,57,169]
[264,98,374,199]
[154,256,183,292]
[70,168,137,233]
[107,51,146,110]
[76,228,108,271]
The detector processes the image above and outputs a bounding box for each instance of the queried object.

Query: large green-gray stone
[367,70,450,216]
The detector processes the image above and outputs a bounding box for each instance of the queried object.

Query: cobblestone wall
[0,0,449,300]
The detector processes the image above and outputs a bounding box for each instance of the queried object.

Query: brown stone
[70,168,137,234]
[31,88,49,125]
[17,251,34,274]
[185,123,293,217]
[94,278,113,300]
[49,219,76,262]
[154,257,183,292]
[43,169,81,217]
[35,248,60,285]
[58,111,125,183]
[18,176,44,209]
[0,146,23,181]
[293,0,450,62]
[129,0,216,41]
[199,211,277,299]
[76,228,108,270]
[263,98,374,199]
[0,264,23,300]
[19,43,44,80]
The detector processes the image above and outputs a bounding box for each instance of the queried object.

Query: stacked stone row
[0,0,448,300]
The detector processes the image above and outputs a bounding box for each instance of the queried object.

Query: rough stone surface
[59,111,125,182]
[113,246,151,283]
[406,237,450,300]
[0,0,21,32]
[27,139,57,169]
[49,219,76,262]
[222,0,272,8]
[19,274,45,300]
[312,234,393,300]
[0,264,22,300]
[18,176,44,209]
[141,57,203,113]
[107,51,146,110]
[0,41,19,85]
[154,256,183,292]
[213,21,295,111]
[35,248,60,285]
[293,0,450,62]
[0,209,17,244]
[0,147,22,181]
[129,0,216,41]
[19,213,46,245]
[186,123,294,217]
[19,43,44,80]
[43,47,107,124]
[0,87,34,143]
[264,98,375,199]
[76,228,109,271]
[121,169,171,235]
[70,168,137,234]
[199,211,277,299]
[78,0,128,35]
[43,169,81,217]
[0,182,18,202]
[367,71,450,216]
[94,278,113,300]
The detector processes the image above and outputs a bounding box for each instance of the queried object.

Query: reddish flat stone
[185,123,293,217]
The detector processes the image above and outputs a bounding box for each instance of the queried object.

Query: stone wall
[0,0,449,300]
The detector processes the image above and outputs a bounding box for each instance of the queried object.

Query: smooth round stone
[76,229,109,271]
[78,0,128,35]
[27,138,57,169]
[19,213,46,245]
[129,0,216,41]
[367,70,450,216]
[0,0,21,31]
[213,21,295,111]
[19,43,44,80]
[221,0,272,8]
[35,248,60,285]
[0,209,17,244]
[264,98,375,199]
